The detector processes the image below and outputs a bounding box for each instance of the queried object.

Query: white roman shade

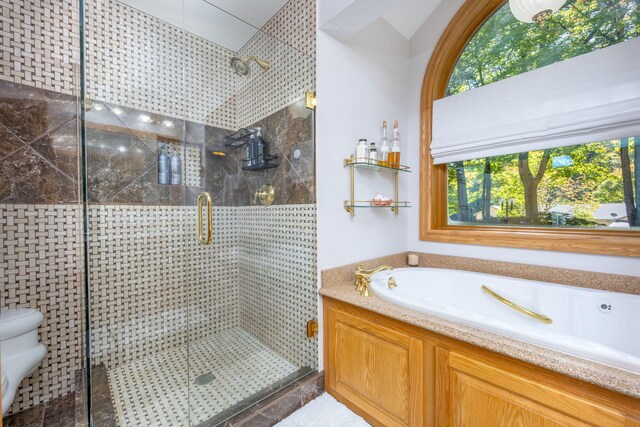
[431,37,640,164]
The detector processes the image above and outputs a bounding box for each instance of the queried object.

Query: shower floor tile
[107,327,298,427]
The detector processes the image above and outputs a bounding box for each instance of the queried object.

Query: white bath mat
[275,393,371,427]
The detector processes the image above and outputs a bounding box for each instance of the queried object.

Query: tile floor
[108,328,298,426]
[275,393,370,427]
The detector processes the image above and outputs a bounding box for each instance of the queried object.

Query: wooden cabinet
[324,297,640,427]
[325,301,424,426]
[436,348,640,427]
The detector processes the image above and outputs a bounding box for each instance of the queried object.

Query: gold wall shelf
[344,155,411,216]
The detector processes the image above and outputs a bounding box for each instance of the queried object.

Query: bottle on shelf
[368,141,378,164]
[389,120,401,168]
[171,147,182,185]
[158,144,170,185]
[255,127,266,167]
[356,138,369,163]
[379,120,390,167]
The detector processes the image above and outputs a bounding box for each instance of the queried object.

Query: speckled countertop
[320,252,640,399]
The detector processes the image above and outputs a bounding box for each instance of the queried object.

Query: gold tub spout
[354,264,394,297]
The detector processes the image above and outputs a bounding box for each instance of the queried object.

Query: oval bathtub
[369,268,640,373]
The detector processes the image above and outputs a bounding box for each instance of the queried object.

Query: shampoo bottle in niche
[356,139,369,163]
[389,120,401,168]
[171,147,182,185]
[255,127,265,167]
[158,145,170,185]
[245,132,256,169]
[379,120,390,167]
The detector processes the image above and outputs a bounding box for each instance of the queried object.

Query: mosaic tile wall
[0,0,80,95]
[84,0,237,130]
[262,0,317,58]
[238,204,318,370]
[0,204,83,414]
[236,0,317,128]
[88,204,239,368]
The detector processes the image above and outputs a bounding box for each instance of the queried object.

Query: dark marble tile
[74,370,88,427]
[299,373,324,405]
[43,393,75,427]
[30,119,79,180]
[2,403,45,427]
[0,123,27,160]
[0,80,77,145]
[110,164,170,205]
[90,365,116,424]
[243,98,315,206]
[86,129,156,203]
[0,146,77,203]
[208,369,322,427]
[91,418,117,427]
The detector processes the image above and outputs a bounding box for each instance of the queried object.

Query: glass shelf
[344,158,411,173]
[345,201,411,209]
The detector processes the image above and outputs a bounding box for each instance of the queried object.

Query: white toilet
[0,308,47,416]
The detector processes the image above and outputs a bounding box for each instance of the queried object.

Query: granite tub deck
[320,252,640,399]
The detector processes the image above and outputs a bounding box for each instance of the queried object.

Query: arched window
[448,0,640,96]
[420,0,640,257]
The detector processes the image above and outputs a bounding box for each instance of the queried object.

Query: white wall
[315,11,413,371]
[316,17,411,271]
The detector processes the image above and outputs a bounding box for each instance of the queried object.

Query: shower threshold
[106,327,300,426]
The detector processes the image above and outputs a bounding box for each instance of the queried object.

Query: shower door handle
[197,192,213,245]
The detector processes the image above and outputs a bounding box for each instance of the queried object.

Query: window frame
[419,0,640,257]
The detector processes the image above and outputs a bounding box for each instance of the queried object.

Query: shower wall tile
[238,204,318,370]
[235,0,316,128]
[0,0,80,95]
[262,0,317,58]
[88,205,239,368]
[84,0,237,130]
[0,204,84,414]
[236,33,315,129]
[204,98,315,207]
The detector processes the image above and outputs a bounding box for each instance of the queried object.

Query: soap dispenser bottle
[255,127,265,167]
[158,145,170,185]
[245,132,256,169]
[171,147,182,185]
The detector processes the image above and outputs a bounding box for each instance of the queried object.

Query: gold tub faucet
[354,264,394,297]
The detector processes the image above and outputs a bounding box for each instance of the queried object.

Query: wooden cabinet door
[436,348,639,427]
[325,304,424,427]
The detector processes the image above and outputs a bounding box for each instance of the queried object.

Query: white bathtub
[369,268,640,373]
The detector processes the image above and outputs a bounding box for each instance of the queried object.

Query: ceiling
[383,0,442,40]
[118,0,289,52]
[319,0,443,42]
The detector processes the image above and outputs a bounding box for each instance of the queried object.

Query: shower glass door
[82,0,317,425]
[83,0,194,425]
[185,2,317,424]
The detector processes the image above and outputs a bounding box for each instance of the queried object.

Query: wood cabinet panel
[325,305,424,426]
[323,297,640,427]
[437,346,640,427]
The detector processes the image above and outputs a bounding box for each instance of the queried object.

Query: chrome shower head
[230,56,270,77]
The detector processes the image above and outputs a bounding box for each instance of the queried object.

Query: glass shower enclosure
[81,0,317,425]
